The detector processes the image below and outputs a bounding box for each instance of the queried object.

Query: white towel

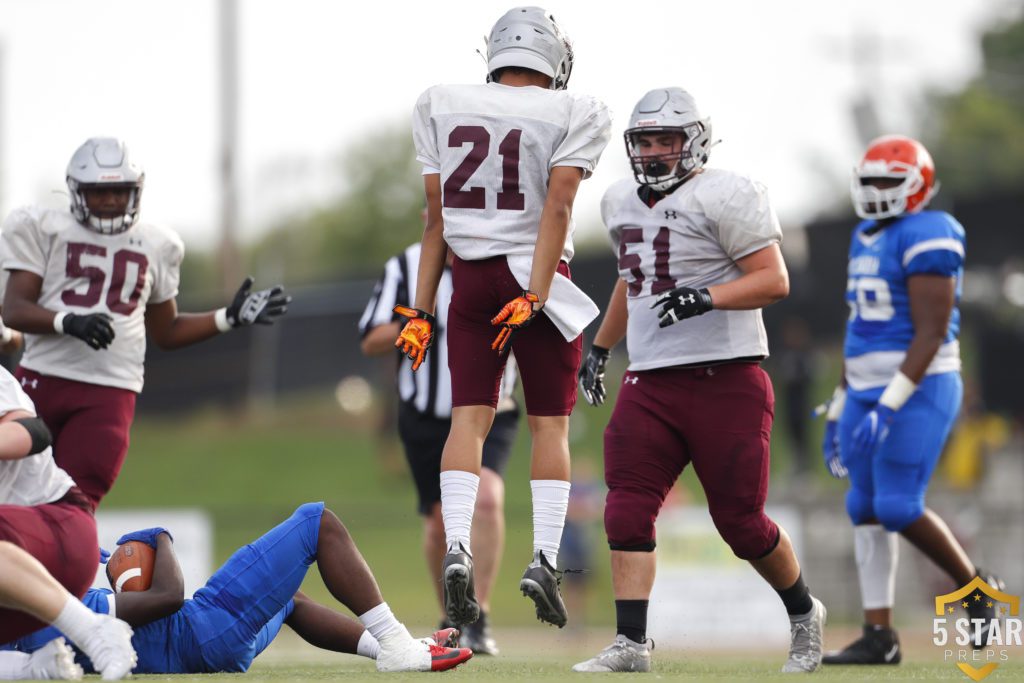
[505,254,599,341]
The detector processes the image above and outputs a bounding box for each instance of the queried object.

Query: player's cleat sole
[822,624,901,665]
[519,551,568,628]
[442,545,480,626]
[428,644,474,672]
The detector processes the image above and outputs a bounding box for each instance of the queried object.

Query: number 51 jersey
[413,82,611,263]
[843,210,965,394]
[1,206,184,392]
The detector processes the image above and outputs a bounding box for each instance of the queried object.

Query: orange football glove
[393,305,436,371]
[490,290,542,353]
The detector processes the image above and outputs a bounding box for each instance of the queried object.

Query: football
[105,541,155,593]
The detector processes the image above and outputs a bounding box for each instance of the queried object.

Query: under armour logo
[624,376,638,385]
[128,237,143,246]
[20,377,38,390]
[679,293,696,305]
[664,210,678,220]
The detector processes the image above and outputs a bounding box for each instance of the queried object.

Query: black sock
[777,573,814,616]
[615,600,648,643]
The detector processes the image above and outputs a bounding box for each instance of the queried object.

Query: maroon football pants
[603,362,780,559]
[16,367,137,509]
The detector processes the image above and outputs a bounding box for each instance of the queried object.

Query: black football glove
[651,286,713,328]
[578,345,610,406]
[62,312,115,350]
[226,276,291,327]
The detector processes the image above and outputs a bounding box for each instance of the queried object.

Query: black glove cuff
[697,288,714,310]
[590,344,610,358]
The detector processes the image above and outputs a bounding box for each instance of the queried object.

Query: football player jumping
[396,7,611,630]
[574,88,825,673]
[3,505,473,674]
[820,135,1003,665]
[0,138,290,509]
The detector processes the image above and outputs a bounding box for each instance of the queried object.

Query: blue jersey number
[847,277,894,322]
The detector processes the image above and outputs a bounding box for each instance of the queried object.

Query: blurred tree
[251,124,424,284]
[925,5,1024,197]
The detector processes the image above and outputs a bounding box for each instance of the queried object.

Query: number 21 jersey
[413,82,611,263]
[1,206,184,392]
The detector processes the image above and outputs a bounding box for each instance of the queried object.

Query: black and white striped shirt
[359,243,517,419]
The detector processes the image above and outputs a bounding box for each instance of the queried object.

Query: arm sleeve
[901,215,965,276]
[150,230,185,304]
[0,207,48,277]
[412,88,441,172]
[357,255,403,337]
[551,95,612,179]
[715,177,782,260]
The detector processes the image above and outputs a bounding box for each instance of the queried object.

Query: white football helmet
[485,6,573,90]
[625,88,712,192]
[66,137,144,234]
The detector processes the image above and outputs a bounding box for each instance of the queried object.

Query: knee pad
[874,493,924,532]
[845,486,875,525]
[712,509,779,560]
[604,487,660,552]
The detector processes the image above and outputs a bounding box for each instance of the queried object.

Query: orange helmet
[851,135,939,220]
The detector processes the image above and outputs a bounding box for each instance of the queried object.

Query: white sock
[358,602,403,643]
[531,479,571,569]
[51,596,99,648]
[854,524,899,610]
[0,651,30,679]
[441,470,479,554]
[356,630,381,660]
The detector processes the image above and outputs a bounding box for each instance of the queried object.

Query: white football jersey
[413,82,611,262]
[602,169,783,370]
[1,206,184,392]
[0,366,73,506]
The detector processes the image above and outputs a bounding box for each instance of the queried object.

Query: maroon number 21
[443,125,525,211]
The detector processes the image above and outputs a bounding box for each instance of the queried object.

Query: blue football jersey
[843,210,965,393]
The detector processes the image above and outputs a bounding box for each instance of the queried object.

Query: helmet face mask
[485,6,573,90]
[66,137,144,235]
[625,88,711,192]
[851,135,937,220]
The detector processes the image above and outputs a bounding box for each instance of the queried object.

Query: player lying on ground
[3,503,472,675]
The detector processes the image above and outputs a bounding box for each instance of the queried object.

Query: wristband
[879,371,917,411]
[826,386,847,420]
[52,312,67,334]
[214,308,232,333]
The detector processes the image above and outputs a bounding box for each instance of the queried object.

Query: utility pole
[218,0,241,298]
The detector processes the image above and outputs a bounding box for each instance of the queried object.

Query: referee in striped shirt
[360,239,519,656]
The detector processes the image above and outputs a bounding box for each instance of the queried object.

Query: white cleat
[782,597,826,673]
[572,634,651,673]
[26,638,83,680]
[75,616,137,680]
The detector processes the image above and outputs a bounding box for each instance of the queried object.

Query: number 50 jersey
[1,206,184,392]
[843,210,965,393]
[413,83,611,263]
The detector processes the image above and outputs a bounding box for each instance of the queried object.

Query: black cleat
[519,551,568,628]
[460,610,499,655]
[968,570,1005,650]
[442,543,480,627]
[822,624,901,665]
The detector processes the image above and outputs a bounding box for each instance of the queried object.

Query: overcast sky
[0,0,1014,253]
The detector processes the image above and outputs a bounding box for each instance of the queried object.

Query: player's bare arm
[528,166,584,303]
[109,532,184,627]
[412,174,447,314]
[705,243,789,310]
[0,408,49,460]
[361,322,402,356]
[593,279,629,349]
[902,273,956,382]
[145,299,219,350]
